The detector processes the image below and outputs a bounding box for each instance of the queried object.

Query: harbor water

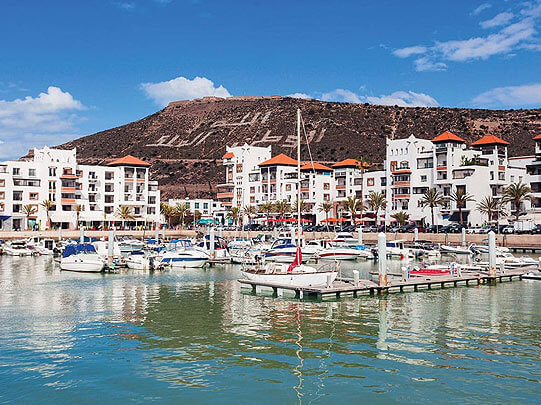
[0,255,539,404]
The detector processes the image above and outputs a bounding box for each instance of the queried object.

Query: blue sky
[1,0,540,159]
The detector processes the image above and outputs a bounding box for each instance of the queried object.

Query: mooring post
[414,227,418,243]
[461,227,466,246]
[58,226,62,242]
[80,226,85,244]
[357,227,363,245]
[209,227,215,259]
[273,227,278,240]
[378,232,387,287]
[218,227,223,239]
[326,273,333,288]
[154,226,159,243]
[108,229,114,265]
[488,231,496,277]
[291,227,295,245]
[353,270,360,287]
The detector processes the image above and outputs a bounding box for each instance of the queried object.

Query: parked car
[531,224,541,234]
[425,225,444,233]
[440,223,464,233]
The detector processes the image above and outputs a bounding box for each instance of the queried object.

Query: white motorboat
[475,252,538,269]
[158,240,208,268]
[440,244,472,255]
[386,240,412,259]
[195,235,230,258]
[126,251,159,270]
[60,244,105,273]
[93,240,122,260]
[264,238,317,263]
[307,240,363,261]
[26,238,57,255]
[118,238,145,254]
[407,243,441,258]
[3,241,33,256]
[332,232,359,247]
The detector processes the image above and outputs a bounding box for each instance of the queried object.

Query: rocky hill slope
[58,96,541,199]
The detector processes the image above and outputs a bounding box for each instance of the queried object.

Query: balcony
[217,192,234,199]
[61,187,76,193]
[436,165,447,171]
[393,181,410,187]
[393,194,410,199]
[217,183,234,189]
[61,198,76,204]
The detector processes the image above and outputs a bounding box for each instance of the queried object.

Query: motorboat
[26,237,57,256]
[264,238,317,263]
[60,244,105,273]
[440,244,472,255]
[406,262,465,277]
[332,232,359,247]
[307,240,363,261]
[126,251,159,270]
[158,239,208,268]
[3,241,33,256]
[475,252,538,269]
[470,244,510,255]
[195,235,230,258]
[93,240,122,260]
[118,238,145,254]
[406,242,441,258]
[385,240,412,259]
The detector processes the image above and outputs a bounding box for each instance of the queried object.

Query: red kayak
[410,268,451,276]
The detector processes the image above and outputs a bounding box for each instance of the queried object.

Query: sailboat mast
[297,108,301,247]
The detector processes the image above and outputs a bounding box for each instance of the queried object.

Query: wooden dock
[238,268,533,299]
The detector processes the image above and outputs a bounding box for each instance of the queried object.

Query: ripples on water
[0,255,539,404]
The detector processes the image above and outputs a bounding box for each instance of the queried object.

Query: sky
[1,0,540,159]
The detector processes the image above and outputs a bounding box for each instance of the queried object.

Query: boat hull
[159,257,207,268]
[241,270,338,287]
[318,250,360,260]
[60,256,105,273]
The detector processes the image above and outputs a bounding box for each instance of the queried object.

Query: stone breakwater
[0,230,539,248]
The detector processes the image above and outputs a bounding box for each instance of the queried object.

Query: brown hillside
[57,96,541,199]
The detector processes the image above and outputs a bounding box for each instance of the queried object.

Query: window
[0,179,4,187]
[49,167,57,177]
[367,178,374,187]
[195,203,200,209]
[250,186,255,194]
[203,203,208,209]
[12,168,20,176]
[324,194,330,201]
[421,175,427,182]
[13,192,23,201]
[323,183,330,190]
[0,192,4,199]
[29,192,38,200]
[29,169,36,177]
[48,193,56,202]
[510,175,515,182]
[0,202,4,212]
[286,184,291,191]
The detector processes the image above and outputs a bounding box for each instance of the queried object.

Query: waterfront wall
[0,229,539,248]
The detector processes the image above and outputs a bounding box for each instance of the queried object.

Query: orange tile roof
[300,162,333,171]
[332,158,370,168]
[431,131,466,143]
[259,153,298,167]
[106,155,150,167]
[222,152,234,159]
[533,134,541,140]
[471,135,509,146]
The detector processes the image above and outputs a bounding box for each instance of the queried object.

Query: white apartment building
[168,198,227,225]
[0,147,161,231]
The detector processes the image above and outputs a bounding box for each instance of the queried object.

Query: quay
[239,268,532,300]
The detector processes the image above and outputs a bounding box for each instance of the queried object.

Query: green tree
[341,196,362,223]
[391,211,410,226]
[23,204,37,230]
[258,202,274,225]
[75,204,83,230]
[449,189,475,225]
[243,205,257,225]
[174,203,190,228]
[40,200,54,230]
[116,205,135,229]
[502,181,534,221]
[160,203,174,227]
[419,188,445,226]
[274,200,291,220]
[367,191,386,227]
[318,201,333,226]
[227,206,242,226]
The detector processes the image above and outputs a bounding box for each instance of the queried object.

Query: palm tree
[318,201,333,226]
[258,202,274,225]
[243,205,257,226]
[160,203,174,227]
[391,211,410,226]
[116,205,135,229]
[193,210,202,226]
[274,200,291,220]
[502,181,534,221]
[419,188,445,226]
[75,204,83,230]
[40,200,54,230]
[367,191,386,227]
[175,203,190,228]
[341,196,361,223]
[292,198,308,216]
[226,206,241,227]
[22,204,37,230]
[449,189,475,225]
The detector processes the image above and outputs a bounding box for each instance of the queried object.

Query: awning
[0,216,11,221]
[321,217,348,223]
[449,210,469,222]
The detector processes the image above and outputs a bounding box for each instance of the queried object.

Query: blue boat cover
[62,243,97,258]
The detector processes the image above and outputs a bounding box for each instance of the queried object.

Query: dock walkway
[238,268,532,299]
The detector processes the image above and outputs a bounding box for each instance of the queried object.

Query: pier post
[218,227,223,238]
[273,227,278,240]
[378,232,387,287]
[357,227,363,245]
[80,226,85,244]
[488,231,496,277]
[291,227,295,245]
[209,227,215,259]
[461,227,466,246]
[58,226,62,242]
[353,270,360,286]
[108,230,114,265]
[414,227,418,243]
[154,226,159,243]
[326,274,333,288]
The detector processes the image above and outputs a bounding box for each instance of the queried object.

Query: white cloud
[0,86,84,160]
[140,76,231,106]
[393,2,541,70]
[472,83,541,107]
[287,93,312,99]
[114,2,135,10]
[480,12,514,28]
[472,3,492,15]
[414,57,447,72]
[392,46,427,58]
[365,91,439,107]
[321,89,362,103]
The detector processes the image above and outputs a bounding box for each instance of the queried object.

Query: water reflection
[0,256,540,403]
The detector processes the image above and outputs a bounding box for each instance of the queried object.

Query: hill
[57,96,541,199]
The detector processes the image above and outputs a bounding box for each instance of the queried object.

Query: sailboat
[241,109,339,287]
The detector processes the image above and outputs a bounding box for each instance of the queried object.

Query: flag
[287,246,302,273]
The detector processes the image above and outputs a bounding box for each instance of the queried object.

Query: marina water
[0,256,539,403]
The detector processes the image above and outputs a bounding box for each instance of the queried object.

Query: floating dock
[238,268,534,299]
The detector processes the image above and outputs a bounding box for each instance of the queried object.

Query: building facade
[0,147,160,230]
